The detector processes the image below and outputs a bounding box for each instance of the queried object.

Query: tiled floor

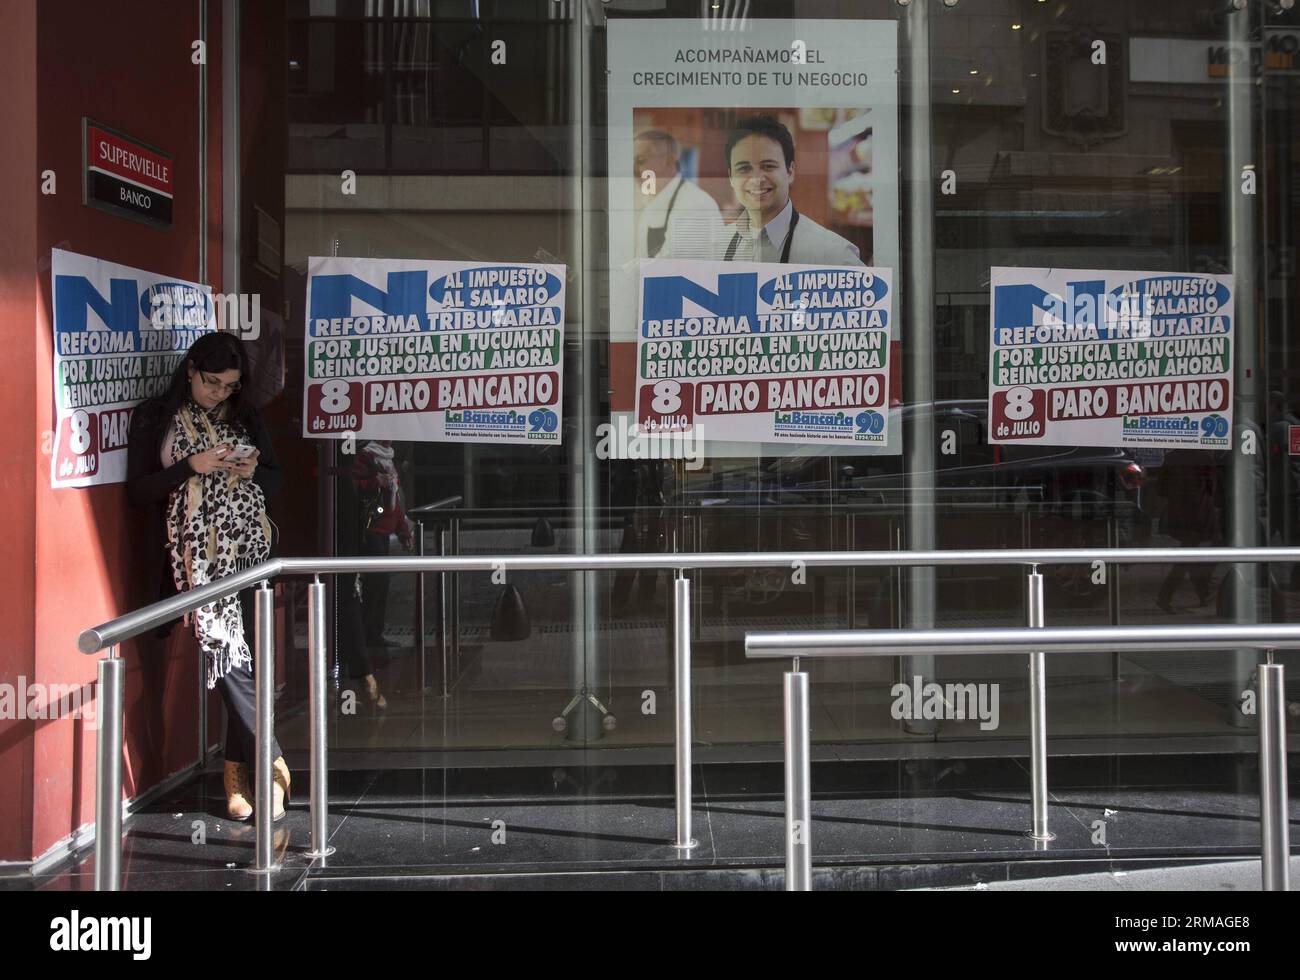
[9,754,1296,891]
[931,857,1300,891]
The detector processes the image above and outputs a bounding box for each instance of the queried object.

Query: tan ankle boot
[223,761,253,821]
[364,674,387,711]
[272,756,291,821]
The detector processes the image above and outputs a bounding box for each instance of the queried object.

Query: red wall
[0,0,39,866]
[13,0,225,862]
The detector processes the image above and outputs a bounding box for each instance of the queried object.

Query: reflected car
[682,399,1152,604]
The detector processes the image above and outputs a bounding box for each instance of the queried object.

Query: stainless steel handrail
[80,560,281,654]
[745,623,1300,657]
[277,545,1300,573]
[82,546,1300,890]
[404,496,462,691]
[79,547,1300,654]
[406,494,464,515]
[745,623,1296,893]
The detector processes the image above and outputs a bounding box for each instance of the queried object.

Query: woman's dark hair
[724,114,796,171]
[158,330,255,428]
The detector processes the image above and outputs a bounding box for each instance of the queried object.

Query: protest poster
[50,249,214,488]
[606,17,900,455]
[988,267,1234,449]
[303,257,566,444]
[636,259,892,445]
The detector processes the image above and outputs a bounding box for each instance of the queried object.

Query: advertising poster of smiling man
[606,18,901,457]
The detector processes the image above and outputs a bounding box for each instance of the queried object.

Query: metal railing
[406,494,462,693]
[80,546,1300,891]
[746,619,1295,892]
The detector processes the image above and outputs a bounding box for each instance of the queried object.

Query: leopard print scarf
[165,401,273,688]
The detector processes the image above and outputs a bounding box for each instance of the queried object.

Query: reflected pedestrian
[612,459,669,612]
[354,441,415,645]
[1155,448,1223,613]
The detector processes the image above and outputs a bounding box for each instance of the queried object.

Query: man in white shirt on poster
[722,114,864,267]
[633,130,725,260]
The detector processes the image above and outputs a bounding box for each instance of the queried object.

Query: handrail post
[847,512,857,629]
[672,571,696,850]
[1258,661,1289,891]
[253,581,277,873]
[306,577,334,859]
[94,649,124,891]
[438,525,452,697]
[1027,567,1054,841]
[784,666,812,891]
[450,517,461,675]
[414,520,426,691]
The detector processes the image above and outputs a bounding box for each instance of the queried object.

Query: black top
[126,397,283,609]
[126,397,283,505]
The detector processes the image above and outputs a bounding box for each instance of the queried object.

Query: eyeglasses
[199,371,241,394]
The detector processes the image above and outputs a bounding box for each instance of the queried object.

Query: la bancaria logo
[49,911,151,960]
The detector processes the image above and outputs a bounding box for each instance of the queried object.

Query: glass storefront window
[249,0,1299,765]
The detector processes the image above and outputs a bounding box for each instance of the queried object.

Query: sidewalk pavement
[923,857,1299,891]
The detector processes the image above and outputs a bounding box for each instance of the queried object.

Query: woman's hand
[230,449,260,481]
[188,445,233,475]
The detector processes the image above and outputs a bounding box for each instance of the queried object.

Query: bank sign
[1130,30,1300,84]
[50,249,215,488]
[83,120,174,228]
[988,267,1234,450]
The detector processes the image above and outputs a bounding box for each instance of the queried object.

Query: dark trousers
[1157,535,1214,607]
[612,513,666,606]
[217,588,284,764]
[338,574,373,680]
[361,531,393,641]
